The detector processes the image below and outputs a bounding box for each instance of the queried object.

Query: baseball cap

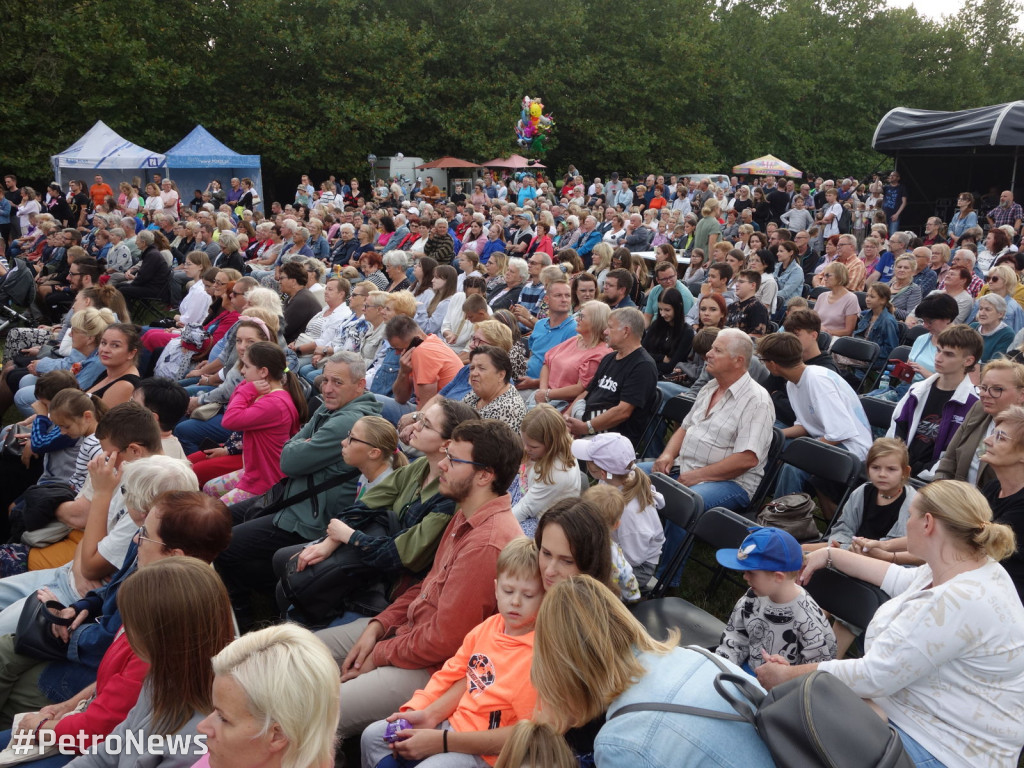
[571,433,635,477]
[716,527,803,573]
[407,207,419,217]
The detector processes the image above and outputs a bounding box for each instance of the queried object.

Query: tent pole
[1013,147,1019,191]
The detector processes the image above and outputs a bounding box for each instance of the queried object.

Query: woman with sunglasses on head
[285,399,479,626]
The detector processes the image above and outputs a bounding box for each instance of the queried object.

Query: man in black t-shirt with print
[565,307,658,447]
[889,325,983,478]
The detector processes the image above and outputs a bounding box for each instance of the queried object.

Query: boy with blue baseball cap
[714,526,836,673]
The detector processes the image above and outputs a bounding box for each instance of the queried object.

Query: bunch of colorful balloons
[515,95,554,153]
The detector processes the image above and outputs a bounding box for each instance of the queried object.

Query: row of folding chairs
[647,394,863,519]
[631,473,887,648]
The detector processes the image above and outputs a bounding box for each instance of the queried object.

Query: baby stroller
[0,259,37,336]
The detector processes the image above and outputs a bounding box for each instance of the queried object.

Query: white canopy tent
[50,120,166,188]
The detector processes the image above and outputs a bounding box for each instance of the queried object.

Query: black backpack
[838,205,853,235]
[609,646,914,768]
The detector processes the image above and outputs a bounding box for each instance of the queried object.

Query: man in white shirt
[757,332,871,503]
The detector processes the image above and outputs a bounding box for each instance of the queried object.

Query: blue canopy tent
[164,126,264,210]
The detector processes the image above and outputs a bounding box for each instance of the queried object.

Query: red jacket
[54,631,149,748]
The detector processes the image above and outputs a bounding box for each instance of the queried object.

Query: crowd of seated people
[0,169,1020,768]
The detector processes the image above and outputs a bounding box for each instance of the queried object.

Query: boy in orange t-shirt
[360,537,541,767]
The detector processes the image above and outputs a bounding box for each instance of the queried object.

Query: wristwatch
[586,420,596,436]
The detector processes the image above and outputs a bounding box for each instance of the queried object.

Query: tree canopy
[2,0,1022,189]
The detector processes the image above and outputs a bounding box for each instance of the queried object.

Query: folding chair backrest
[859,396,896,434]
[803,567,887,630]
[651,473,704,532]
[904,325,929,344]
[691,505,753,551]
[635,387,665,458]
[888,345,911,363]
[808,286,828,306]
[854,291,868,311]
[830,337,880,370]
[744,427,786,517]
[662,394,696,425]
[781,437,862,488]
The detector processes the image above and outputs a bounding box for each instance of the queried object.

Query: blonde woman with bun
[759,479,1024,768]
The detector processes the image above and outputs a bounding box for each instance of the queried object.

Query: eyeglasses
[135,525,164,548]
[412,412,441,434]
[343,434,378,449]
[657,274,676,284]
[443,447,486,468]
[978,385,1011,397]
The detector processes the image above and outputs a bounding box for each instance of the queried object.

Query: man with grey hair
[647,327,775,517]
[624,212,652,252]
[214,349,382,631]
[944,248,984,296]
[565,307,658,447]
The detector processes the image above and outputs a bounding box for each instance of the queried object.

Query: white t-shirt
[823,202,843,237]
[819,560,1024,768]
[787,366,872,459]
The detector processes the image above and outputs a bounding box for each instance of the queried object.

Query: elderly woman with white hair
[197,624,340,768]
[383,250,412,293]
[213,230,244,274]
[330,222,359,266]
[969,292,1016,363]
[489,257,529,312]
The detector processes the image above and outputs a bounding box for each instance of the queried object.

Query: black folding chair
[889,345,911,363]
[808,286,828,306]
[854,291,868,311]
[816,331,832,352]
[740,427,786,520]
[802,567,888,631]
[904,325,929,344]
[662,393,696,424]
[647,473,705,599]
[630,506,752,648]
[635,388,665,459]
[860,395,896,435]
[776,437,863,525]
[831,336,881,393]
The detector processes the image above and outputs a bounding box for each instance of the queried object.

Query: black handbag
[610,646,913,768]
[1,425,30,459]
[276,505,402,626]
[14,598,74,662]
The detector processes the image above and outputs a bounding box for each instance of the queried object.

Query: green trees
[1,0,1021,185]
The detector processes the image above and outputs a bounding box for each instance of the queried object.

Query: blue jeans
[774,464,809,497]
[887,218,900,236]
[891,723,946,767]
[374,395,415,427]
[173,412,229,455]
[298,363,321,385]
[638,461,750,586]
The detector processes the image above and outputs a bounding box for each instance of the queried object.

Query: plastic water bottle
[878,369,891,390]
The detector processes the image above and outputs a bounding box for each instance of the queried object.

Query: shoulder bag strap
[262,468,360,519]
[609,647,760,725]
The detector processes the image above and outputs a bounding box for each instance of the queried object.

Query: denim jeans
[891,723,946,768]
[173,412,229,455]
[638,461,750,586]
[374,395,416,426]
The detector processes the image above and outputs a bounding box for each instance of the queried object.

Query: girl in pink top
[206,342,307,504]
